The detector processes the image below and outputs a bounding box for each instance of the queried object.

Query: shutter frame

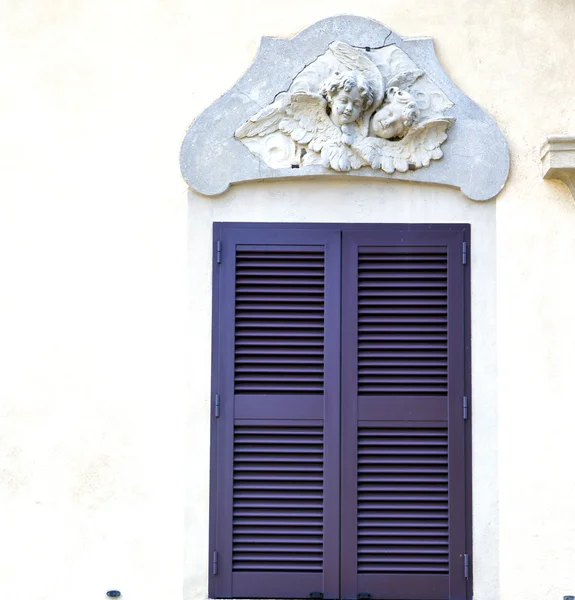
[209,224,342,599]
[209,222,472,600]
[340,227,470,600]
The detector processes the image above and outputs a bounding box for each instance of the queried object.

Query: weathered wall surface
[1,2,575,600]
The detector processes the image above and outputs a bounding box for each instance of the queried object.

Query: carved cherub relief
[322,71,374,129]
[236,42,383,171]
[370,87,420,140]
[236,41,455,174]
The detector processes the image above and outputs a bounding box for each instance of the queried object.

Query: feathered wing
[329,40,383,99]
[355,117,455,173]
[235,95,287,139]
[355,136,410,173]
[279,93,340,149]
[386,69,424,91]
[236,91,363,171]
[401,118,455,167]
[320,142,365,172]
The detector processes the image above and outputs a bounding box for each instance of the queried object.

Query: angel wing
[235,94,288,139]
[329,41,379,71]
[237,91,358,171]
[355,117,455,173]
[387,69,424,91]
[319,143,365,171]
[236,92,340,149]
[278,92,342,149]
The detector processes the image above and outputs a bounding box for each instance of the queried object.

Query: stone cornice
[541,135,575,199]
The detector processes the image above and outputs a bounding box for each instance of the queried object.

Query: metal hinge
[214,393,220,418]
[212,551,218,575]
[216,240,222,264]
[463,396,469,420]
[464,553,469,579]
[462,241,468,265]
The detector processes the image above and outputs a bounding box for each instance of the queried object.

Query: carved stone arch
[180,15,509,201]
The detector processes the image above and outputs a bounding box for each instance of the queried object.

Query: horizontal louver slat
[234,247,325,394]
[357,427,449,574]
[358,248,448,396]
[232,424,324,572]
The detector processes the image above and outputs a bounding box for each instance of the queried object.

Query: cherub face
[369,87,419,140]
[330,86,363,126]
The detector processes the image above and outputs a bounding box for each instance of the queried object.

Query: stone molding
[541,135,575,200]
[180,15,510,201]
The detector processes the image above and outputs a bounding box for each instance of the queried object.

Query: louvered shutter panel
[340,227,469,600]
[210,224,341,599]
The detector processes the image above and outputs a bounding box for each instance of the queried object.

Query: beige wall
[2,1,575,600]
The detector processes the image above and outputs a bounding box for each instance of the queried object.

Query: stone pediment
[180,15,509,201]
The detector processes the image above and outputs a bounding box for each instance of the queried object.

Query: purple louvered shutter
[340,226,470,600]
[209,224,341,599]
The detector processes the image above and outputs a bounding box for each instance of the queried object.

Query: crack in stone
[237,32,397,110]
[353,29,394,51]
[233,85,265,110]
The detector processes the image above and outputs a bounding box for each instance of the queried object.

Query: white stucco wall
[2,2,575,600]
